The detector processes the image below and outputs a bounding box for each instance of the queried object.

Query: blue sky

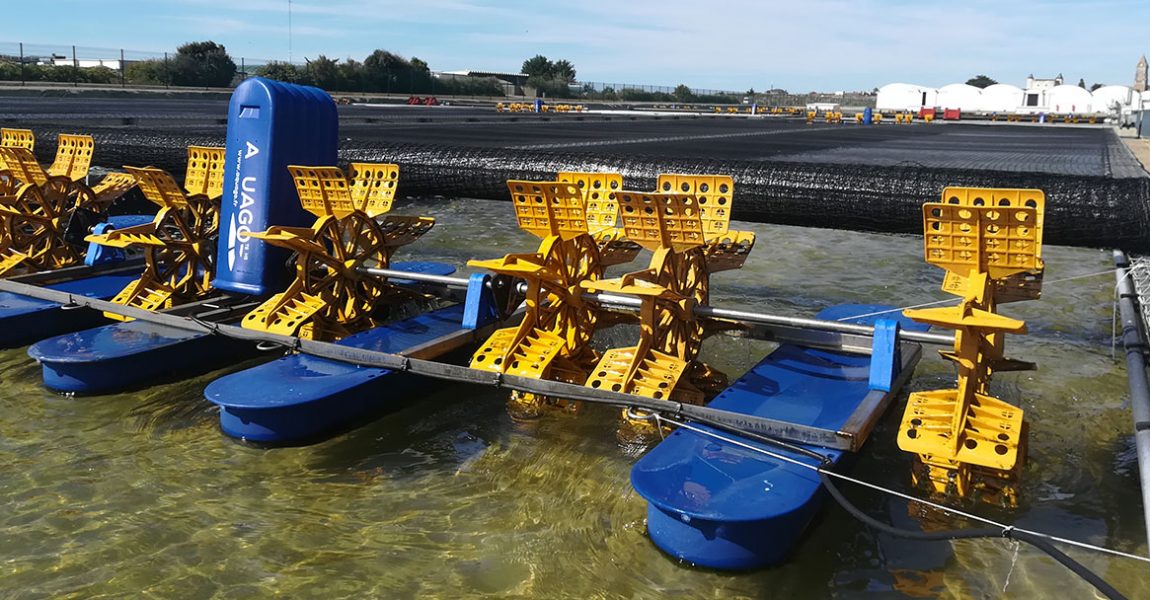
[5,0,1150,92]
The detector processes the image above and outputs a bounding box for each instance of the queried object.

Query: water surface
[0,196,1145,599]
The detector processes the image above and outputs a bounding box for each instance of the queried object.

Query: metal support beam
[358,266,955,348]
[1113,249,1150,557]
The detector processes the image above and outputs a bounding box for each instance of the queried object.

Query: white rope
[835,298,957,322]
[835,268,1118,323]
[656,415,1150,565]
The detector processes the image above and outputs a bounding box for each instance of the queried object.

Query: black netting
[31,126,1150,252]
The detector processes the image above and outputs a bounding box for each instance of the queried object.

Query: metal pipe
[1112,249,1150,556]
[357,266,955,346]
[360,266,470,288]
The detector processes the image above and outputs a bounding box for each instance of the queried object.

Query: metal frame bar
[8,257,146,285]
[359,266,955,349]
[0,277,874,451]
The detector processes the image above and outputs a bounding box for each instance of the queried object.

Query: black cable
[817,471,1127,600]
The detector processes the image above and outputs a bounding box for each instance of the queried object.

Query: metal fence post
[164,52,169,88]
[240,57,245,80]
[19,42,24,86]
[120,48,125,87]
[72,45,78,86]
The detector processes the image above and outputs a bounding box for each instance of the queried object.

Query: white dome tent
[875,83,937,111]
[936,83,982,112]
[877,78,1143,117]
[1092,85,1139,115]
[979,84,1025,113]
[1046,85,1094,114]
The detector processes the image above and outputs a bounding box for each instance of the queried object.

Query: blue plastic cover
[867,318,901,391]
[213,77,338,295]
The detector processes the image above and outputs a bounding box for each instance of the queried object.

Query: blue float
[29,319,253,393]
[212,77,338,296]
[630,304,928,570]
[205,303,471,444]
[27,262,456,394]
[0,271,141,348]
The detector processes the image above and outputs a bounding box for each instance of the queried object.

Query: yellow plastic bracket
[557,171,640,267]
[0,147,48,186]
[0,128,34,151]
[289,162,399,220]
[349,162,400,217]
[183,146,227,200]
[557,171,622,235]
[655,174,733,240]
[938,187,1045,303]
[124,166,191,209]
[617,191,706,253]
[46,134,94,182]
[508,180,588,240]
[91,172,139,206]
[923,203,1040,283]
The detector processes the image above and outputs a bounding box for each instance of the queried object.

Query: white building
[50,57,124,70]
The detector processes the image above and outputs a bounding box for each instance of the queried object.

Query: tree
[965,75,997,89]
[306,55,341,90]
[521,54,552,77]
[552,59,576,83]
[1090,82,1104,92]
[673,84,696,103]
[363,49,414,91]
[1077,78,1086,88]
[170,41,237,87]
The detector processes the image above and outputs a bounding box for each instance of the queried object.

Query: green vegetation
[171,41,236,87]
[0,42,743,102]
[965,75,998,89]
[249,51,503,96]
[520,54,577,98]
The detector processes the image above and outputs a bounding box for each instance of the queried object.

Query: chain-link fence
[0,41,764,102]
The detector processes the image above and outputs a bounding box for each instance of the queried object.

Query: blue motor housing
[213,77,338,295]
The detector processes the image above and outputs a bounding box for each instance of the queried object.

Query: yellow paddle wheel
[0,132,137,275]
[85,146,226,319]
[583,174,756,443]
[240,163,435,341]
[468,179,610,419]
[897,187,1045,506]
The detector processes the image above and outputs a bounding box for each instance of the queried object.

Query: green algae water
[1,196,1147,599]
